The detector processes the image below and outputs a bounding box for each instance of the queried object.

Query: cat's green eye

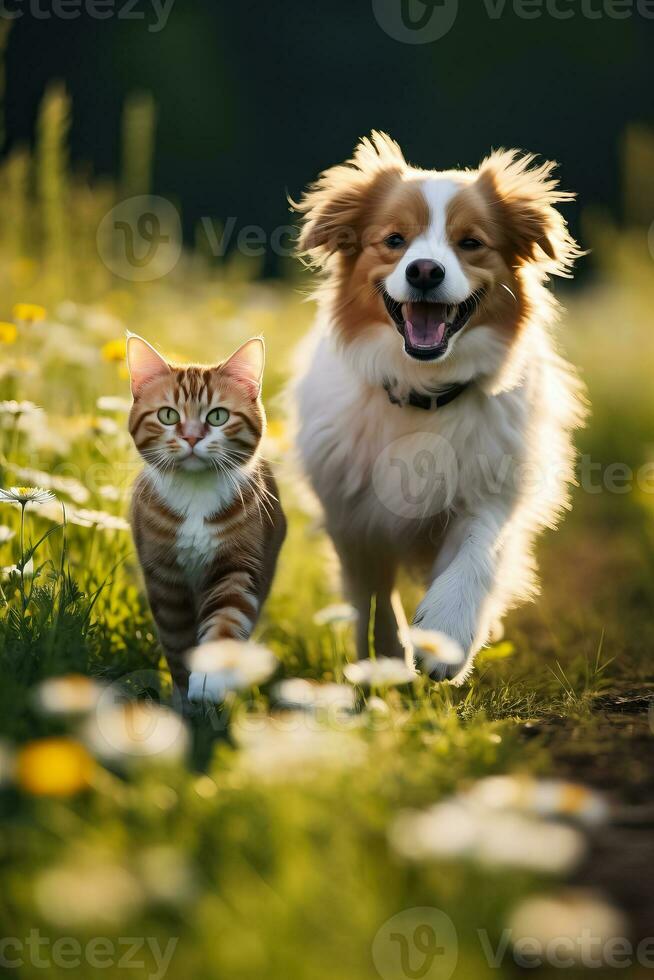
[157,407,180,426]
[206,407,230,427]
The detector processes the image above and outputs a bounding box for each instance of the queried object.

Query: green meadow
[0,86,653,979]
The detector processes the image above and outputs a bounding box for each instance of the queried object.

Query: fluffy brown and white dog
[294,132,586,682]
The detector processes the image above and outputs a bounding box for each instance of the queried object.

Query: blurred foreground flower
[16,737,95,797]
[187,639,278,704]
[273,678,356,714]
[469,776,609,827]
[0,399,41,418]
[508,890,629,966]
[313,602,358,626]
[35,860,145,928]
[12,302,46,323]
[0,322,17,344]
[83,700,189,764]
[65,506,129,531]
[390,801,585,873]
[39,501,129,531]
[5,464,90,504]
[234,713,367,781]
[0,486,55,506]
[97,395,132,413]
[0,525,15,544]
[344,657,417,688]
[34,674,104,717]
[2,557,34,580]
[138,846,197,907]
[407,627,465,675]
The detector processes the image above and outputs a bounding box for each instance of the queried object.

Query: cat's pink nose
[184,435,200,448]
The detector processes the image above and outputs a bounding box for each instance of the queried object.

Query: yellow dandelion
[12,303,46,324]
[0,322,17,344]
[16,737,95,797]
[101,339,126,363]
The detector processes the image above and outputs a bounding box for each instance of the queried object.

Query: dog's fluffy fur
[293,132,586,681]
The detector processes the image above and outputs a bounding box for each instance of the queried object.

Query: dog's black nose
[406,259,446,291]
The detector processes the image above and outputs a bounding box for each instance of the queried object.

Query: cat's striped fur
[127,334,286,695]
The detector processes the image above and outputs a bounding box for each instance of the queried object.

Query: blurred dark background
[4,0,653,274]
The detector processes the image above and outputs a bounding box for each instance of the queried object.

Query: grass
[0,91,652,979]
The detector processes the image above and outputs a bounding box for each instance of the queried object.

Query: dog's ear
[477,150,583,277]
[293,131,406,264]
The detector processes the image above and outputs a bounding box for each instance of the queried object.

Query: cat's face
[126,335,265,474]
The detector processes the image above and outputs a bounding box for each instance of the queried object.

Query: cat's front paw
[187,672,224,704]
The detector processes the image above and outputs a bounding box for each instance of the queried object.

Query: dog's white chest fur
[295,330,528,538]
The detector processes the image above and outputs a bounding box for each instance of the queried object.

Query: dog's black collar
[384,380,471,412]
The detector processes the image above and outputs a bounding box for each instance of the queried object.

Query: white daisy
[68,507,130,531]
[0,486,56,506]
[0,400,41,417]
[39,503,129,531]
[313,603,358,626]
[83,701,189,764]
[35,862,145,928]
[508,891,629,964]
[469,776,609,826]
[0,525,15,544]
[273,678,356,713]
[407,627,465,672]
[187,639,278,704]
[389,797,586,874]
[6,465,90,504]
[234,712,367,781]
[3,558,34,580]
[34,674,104,716]
[97,395,132,413]
[344,658,417,688]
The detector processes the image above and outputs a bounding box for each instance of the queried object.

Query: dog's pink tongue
[403,302,447,348]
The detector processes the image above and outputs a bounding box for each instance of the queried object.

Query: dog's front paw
[412,603,477,684]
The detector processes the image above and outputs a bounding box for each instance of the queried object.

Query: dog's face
[297,133,579,366]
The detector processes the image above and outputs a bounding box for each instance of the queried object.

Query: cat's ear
[222,337,265,399]
[126,333,170,397]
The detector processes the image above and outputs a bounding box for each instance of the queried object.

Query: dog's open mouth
[382,291,482,361]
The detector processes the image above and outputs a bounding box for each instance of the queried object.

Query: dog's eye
[459,238,484,251]
[157,407,180,425]
[384,233,406,250]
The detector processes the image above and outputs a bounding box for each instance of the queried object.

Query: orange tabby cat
[126,334,286,700]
